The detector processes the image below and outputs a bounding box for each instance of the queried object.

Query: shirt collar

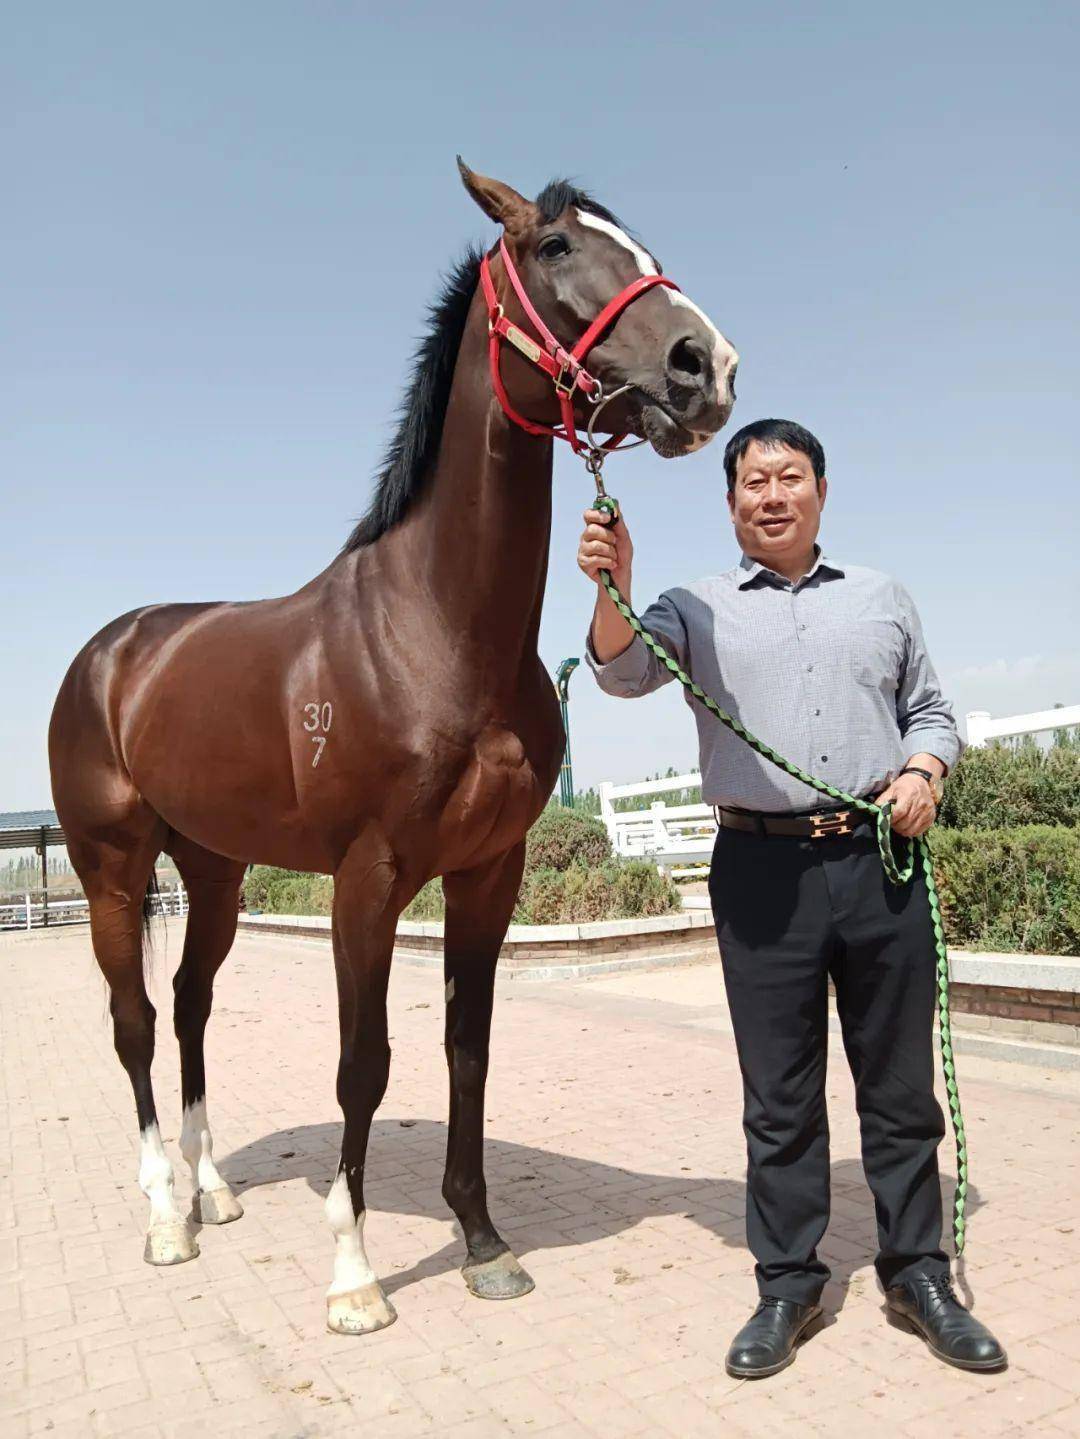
[737,546,845,590]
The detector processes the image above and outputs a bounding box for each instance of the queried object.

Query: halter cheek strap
[479,237,680,455]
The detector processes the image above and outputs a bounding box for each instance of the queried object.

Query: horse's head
[459,160,737,458]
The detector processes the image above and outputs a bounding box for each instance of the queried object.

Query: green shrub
[930,825,1080,954]
[242,811,678,926]
[609,859,683,917]
[516,859,680,924]
[402,879,444,921]
[938,736,1080,830]
[243,866,332,916]
[524,807,611,873]
[401,858,680,925]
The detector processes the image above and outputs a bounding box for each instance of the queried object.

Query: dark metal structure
[554,658,580,807]
[0,810,65,926]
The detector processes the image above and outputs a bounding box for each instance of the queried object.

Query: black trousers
[708,824,949,1304]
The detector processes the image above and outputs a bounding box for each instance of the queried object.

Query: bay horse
[49,161,738,1335]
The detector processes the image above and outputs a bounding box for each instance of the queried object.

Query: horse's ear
[457,157,535,234]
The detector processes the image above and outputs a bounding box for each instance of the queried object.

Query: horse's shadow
[220,1119,981,1309]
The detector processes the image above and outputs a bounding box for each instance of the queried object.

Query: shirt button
[806,663,813,672]
[799,623,807,632]
[812,707,821,716]
[821,755,829,763]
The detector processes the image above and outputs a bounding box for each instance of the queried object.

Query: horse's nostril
[668,336,710,384]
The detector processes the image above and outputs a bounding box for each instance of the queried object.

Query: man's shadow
[220,1119,980,1311]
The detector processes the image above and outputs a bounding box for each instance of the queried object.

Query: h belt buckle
[809,809,852,839]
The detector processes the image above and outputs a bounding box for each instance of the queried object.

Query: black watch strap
[899,766,933,784]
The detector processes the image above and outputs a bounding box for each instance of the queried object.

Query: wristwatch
[899,766,944,805]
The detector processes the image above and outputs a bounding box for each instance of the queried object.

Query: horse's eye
[538,234,571,261]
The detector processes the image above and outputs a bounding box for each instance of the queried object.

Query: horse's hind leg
[68,813,199,1266]
[441,842,534,1301]
[169,835,247,1226]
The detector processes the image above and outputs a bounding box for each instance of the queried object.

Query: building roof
[0,810,65,850]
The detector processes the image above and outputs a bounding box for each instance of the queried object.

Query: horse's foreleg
[325,827,406,1336]
[171,840,247,1226]
[442,842,534,1301]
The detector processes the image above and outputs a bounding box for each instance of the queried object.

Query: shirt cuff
[902,727,962,774]
[584,631,652,696]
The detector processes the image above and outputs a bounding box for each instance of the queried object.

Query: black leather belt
[714,804,872,840]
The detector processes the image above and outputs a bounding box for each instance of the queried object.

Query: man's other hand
[875,773,937,837]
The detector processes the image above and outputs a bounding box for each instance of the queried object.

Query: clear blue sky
[4,2,1078,811]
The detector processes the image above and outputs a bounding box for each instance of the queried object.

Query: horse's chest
[436,724,549,870]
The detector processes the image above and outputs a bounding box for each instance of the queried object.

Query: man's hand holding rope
[875,771,939,838]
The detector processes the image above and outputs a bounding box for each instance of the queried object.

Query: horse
[48,160,738,1335]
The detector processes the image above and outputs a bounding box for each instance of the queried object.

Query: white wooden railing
[0,882,188,932]
[965,705,1080,748]
[598,771,715,877]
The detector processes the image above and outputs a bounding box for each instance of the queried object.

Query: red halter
[479,237,680,456]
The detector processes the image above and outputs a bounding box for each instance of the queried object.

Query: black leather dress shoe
[725,1296,825,1378]
[886,1274,1007,1371]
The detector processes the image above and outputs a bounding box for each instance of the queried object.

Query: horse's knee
[110,989,156,1058]
[172,967,212,1039]
[337,1042,391,1113]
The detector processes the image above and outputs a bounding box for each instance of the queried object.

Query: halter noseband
[479,236,680,457]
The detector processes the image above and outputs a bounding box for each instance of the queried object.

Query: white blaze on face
[180,1099,230,1195]
[325,1167,376,1297]
[575,208,660,276]
[138,1122,182,1224]
[574,209,738,420]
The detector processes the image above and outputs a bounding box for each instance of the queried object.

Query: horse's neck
[394,291,555,664]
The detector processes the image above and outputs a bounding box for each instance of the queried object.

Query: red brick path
[2,922,1078,1437]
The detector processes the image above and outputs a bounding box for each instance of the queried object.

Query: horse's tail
[141,870,160,965]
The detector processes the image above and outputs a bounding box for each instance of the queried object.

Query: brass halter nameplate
[504,324,543,364]
[809,810,852,839]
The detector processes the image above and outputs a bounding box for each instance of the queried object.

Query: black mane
[344,246,482,551]
[535,180,623,229]
[344,180,622,551]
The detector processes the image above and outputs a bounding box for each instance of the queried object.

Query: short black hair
[723,418,826,492]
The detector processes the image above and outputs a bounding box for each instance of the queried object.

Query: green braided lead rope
[593,492,967,1254]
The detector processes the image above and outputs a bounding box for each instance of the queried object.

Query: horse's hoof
[462,1250,535,1301]
[326,1282,397,1335]
[143,1219,199,1266]
[193,1187,244,1225]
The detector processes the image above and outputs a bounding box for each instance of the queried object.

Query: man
[579,418,1005,1378]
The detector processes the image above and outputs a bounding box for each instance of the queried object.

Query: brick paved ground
[2,921,1079,1439]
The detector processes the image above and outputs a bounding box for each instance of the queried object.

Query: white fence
[598,772,715,877]
[0,882,188,932]
[965,704,1080,747]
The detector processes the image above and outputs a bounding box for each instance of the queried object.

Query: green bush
[402,879,444,921]
[938,735,1080,830]
[516,859,680,925]
[243,865,332,916]
[931,825,1080,954]
[524,806,612,873]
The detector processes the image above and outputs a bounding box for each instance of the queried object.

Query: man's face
[727,441,826,564]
